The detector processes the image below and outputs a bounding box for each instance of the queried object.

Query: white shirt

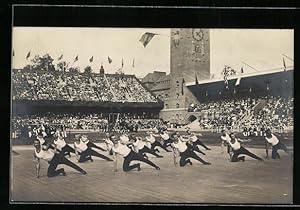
[265,134,279,146]
[35,149,55,161]
[112,143,131,157]
[229,139,241,150]
[161,133,169,140]
[53,137,67,151]
[189,135,198,142]
[146,134,156,144]
[133,139,146,150]
[221,133,231,143]
[74,141,88,153]
[36,136,45,145]
[172,140,188,153]
[120,134,130,143]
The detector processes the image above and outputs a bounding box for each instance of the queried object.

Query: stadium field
[10,132,293,204]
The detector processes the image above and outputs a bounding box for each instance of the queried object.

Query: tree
[84,66,92,74]
[30,54,55,71]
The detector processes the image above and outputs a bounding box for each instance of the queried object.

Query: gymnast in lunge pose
[171,132,211,167]
[159,130,173,152]
[228,133,263,162]
[220,129,232,159]
[33,140,86,178]
[74,134,113,163]
[80,134,106,152]
[131,135,163,159]
[110,134,160,172]
[186,129,211,150]
[145,131,170,153]
[264,129,291,159]
[53,135,75,157]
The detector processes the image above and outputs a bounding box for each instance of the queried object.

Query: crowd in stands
[11,112,165,139]
[190,95,293,131]
[12,70,157,103]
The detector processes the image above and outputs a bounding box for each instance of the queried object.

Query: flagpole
[282,54,294,62]
[242,61,259,72]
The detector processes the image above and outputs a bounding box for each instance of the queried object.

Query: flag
[241,66,244,74]
[121,58,124,68]
[74,55,79,63]
[26,51,31,60]
[283,57,286,71]
[181,78,185,95]
[235,77,241,86]
[108,56,112,64]
[12,50,15,57]
[89,56,93,63]
[195,75,199,85]
[139,32,157,47]
[58,54,63,61]
[132,58,135,68]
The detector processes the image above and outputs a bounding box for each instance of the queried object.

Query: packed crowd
[11,112,165,139]
[193,95,293,131]
[12,71,157,103]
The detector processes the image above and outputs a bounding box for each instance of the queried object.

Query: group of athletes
[33,127,292,178]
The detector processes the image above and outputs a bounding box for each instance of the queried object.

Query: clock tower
[159,28,210,122]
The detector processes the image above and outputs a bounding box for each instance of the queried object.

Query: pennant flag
[241,66,244,74]
[195,74,199,85]
[181,78,185,95]
[121,58,124,68]
[139,32,157,47]
[58,54,63,61]
[26,51,31,60]
[235,76,241,86]
[283,57,286,71]
[74,55,79,63]
[132,58,135,68]
[89,56,93,63]
[108,56,112,64]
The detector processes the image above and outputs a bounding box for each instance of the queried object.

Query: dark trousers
[78,148,112,163]
[272,141,289,159]
[187,143,206,155]
[193,139,210,150]
[179,149,209,167]
[123,151,159,172]
[47,153,85,177]
[87,141,105,151]
[151,140,171,152]
[231,146,262,162]
[138,146,163,158]
[61,145,75,157]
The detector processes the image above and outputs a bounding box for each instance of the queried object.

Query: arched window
[176,80,179,87]
[165,103,168,109]
[176,103,180,108]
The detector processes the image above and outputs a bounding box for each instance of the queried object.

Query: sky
[12,27,293,78]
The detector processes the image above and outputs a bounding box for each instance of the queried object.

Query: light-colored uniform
[53,137,67,151]
[172,140,188,153]
[221,133,231,143]
[112,143,131,157]
[35,149,55,161]
[265,134,279,146]
[228,140,241,151]
[74,141,88,153]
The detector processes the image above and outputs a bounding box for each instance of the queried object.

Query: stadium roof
[185,66,294,87]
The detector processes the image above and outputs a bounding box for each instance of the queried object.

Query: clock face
[192,29,204,41]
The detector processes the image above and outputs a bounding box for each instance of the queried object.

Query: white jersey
[172,140,188,153]
[74,141,88,153]
[112,143,131,157]
[36,136,45,145]
[133,139,146,150]
[120,134,130,143]
[229,140,241,151]
[35,149,55,162]
[189,134,198,142]
[53,137,67,151]
[265,134,279,146]
[161,133,169,141]
[146,135,156,144]
[105,138,114,151]
[221,133,231,143]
